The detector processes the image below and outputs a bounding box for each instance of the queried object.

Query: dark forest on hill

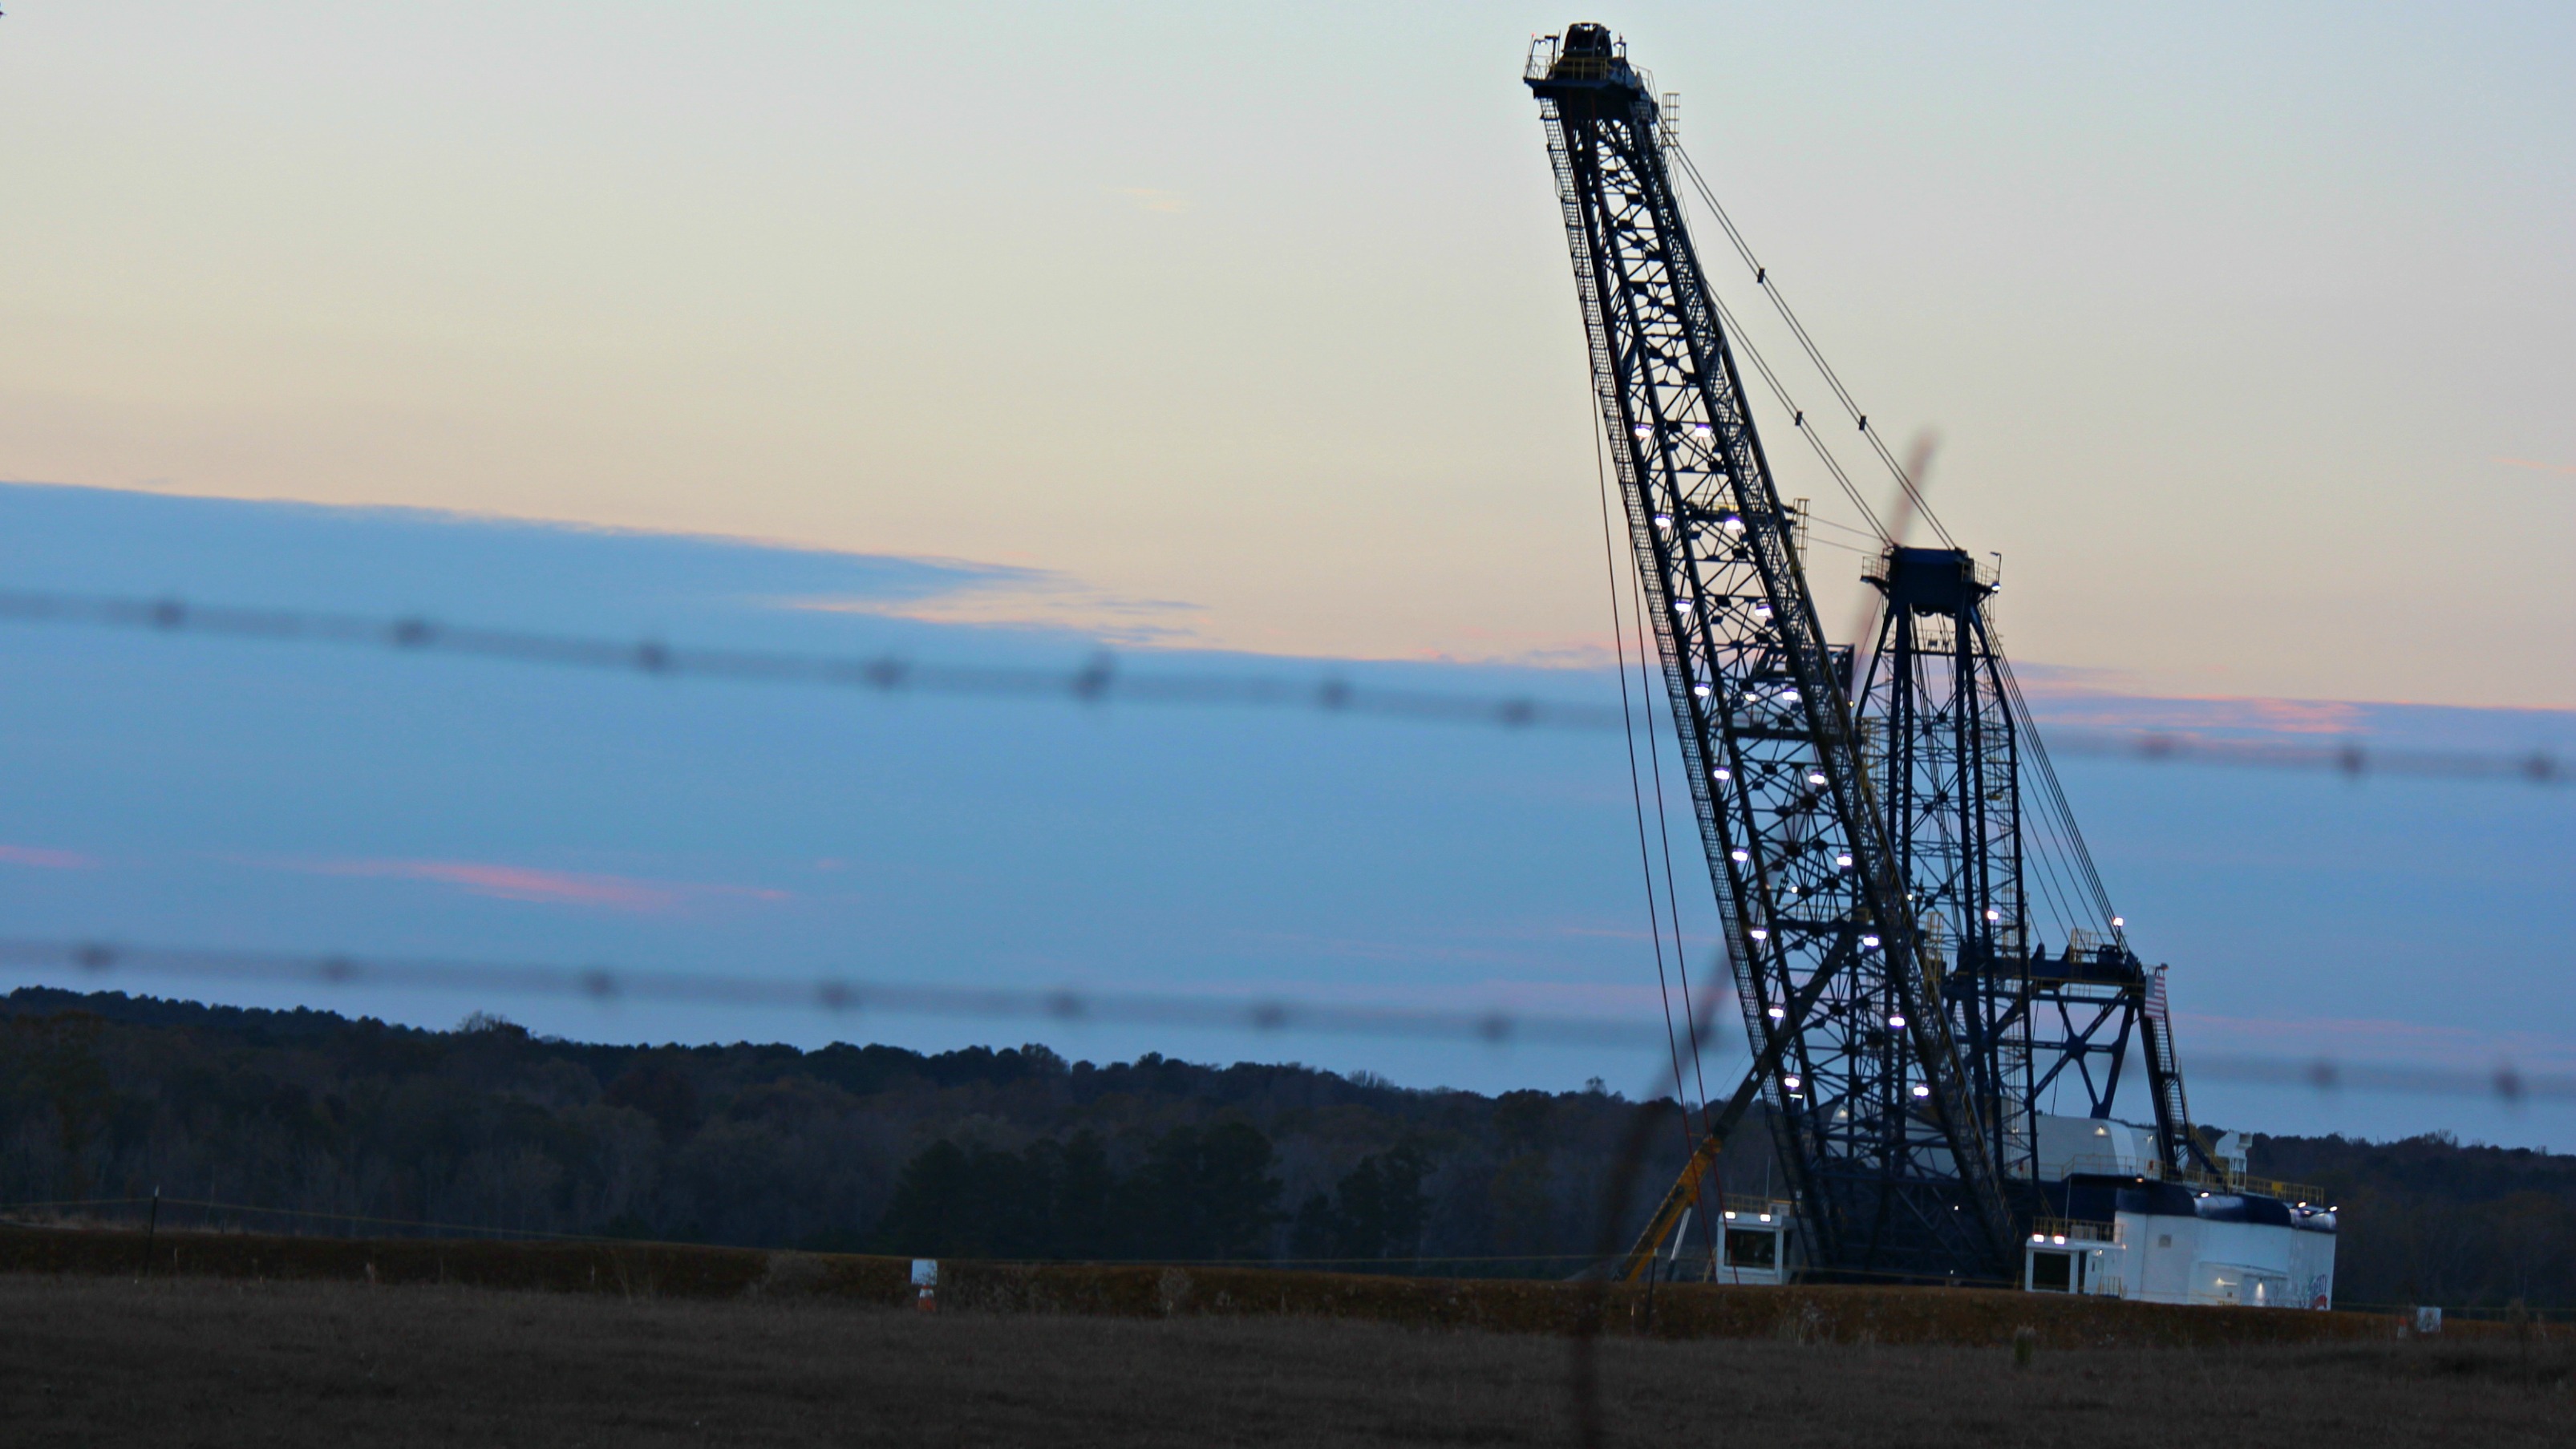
[0,989,2568,1305]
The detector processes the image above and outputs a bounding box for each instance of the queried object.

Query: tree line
[0,989,2569,1303]
[0,989,1696,1274]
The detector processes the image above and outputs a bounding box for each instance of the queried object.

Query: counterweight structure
[1526,25,2012,1281]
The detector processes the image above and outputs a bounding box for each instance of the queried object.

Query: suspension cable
[1624,512,1715,1131]
[1671,142,1958,551]
[1593,415,1702,1146]
[1662,143,2126,940]
[1700,283,1892,542]
[1996,653,2120,924]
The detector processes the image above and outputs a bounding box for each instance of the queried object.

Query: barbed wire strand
[4,937,2570,1103]
[0,589,2559,787]
[0,938,1660,1050]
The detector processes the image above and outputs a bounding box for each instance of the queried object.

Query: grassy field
[0,1272,2567,1447]
[0,1222,2485,1350]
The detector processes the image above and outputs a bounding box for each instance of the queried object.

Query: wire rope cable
[1592,415,1703,1147]
[1663,144,2141,949]
[1671,142,1957,550]
[1621,508,1714,1131]
[1698,284,1893,543]
[1997,653,2120,924]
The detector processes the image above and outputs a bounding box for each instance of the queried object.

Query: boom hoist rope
[1594,415,1710,1152]
[1659,136,2150,985]
[1668,142,1957,552]
[1600,413,1734,1274]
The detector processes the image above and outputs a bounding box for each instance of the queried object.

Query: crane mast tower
[1857,550,2206,1196]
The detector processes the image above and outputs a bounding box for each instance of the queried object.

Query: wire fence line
[2185,1053,2576,1107]
[0,589,2562,787]
[2045,727,2567,787]
[0,938,1662,1050]
[4,937,2570,1105]
[0,589,1626,732]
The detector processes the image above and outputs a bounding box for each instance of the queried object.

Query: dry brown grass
[0,1272,2567,1447]
[0,1223,2497,1350]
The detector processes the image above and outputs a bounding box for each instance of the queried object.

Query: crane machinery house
[2027,1118,2338,1308]
[1524,22,2336,1309]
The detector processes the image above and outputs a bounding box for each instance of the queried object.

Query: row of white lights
[1772,1071,1934,1100]
[1762,1004,1906,1031]
[1652,510,1747,536]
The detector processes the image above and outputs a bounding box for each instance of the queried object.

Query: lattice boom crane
[1526,23,2019,1280]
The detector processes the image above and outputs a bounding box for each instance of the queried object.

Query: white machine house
[2025,1114,2338,1309]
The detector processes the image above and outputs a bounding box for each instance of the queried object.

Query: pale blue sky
[0,6,2570,1145]
[2,2,2567,698]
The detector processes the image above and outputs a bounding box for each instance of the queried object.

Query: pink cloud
[0,844,99,870]
[2493,455,2576,477]
[297,859,789,914]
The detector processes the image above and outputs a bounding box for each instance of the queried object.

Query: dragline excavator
[1525,23,2219,1285]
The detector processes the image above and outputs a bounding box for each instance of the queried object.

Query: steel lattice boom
[1527,25,2012,1280]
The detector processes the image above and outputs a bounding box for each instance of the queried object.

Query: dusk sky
[1,5,2570,1147]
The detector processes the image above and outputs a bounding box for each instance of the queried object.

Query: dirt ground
[0,1273,2566,1447]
